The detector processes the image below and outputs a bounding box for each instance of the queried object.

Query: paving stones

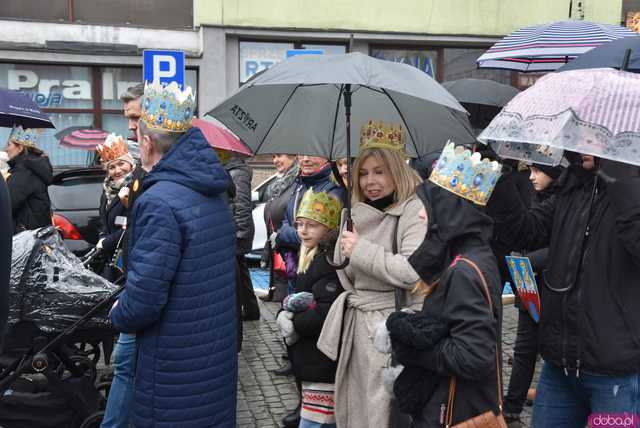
[236,299,539,427]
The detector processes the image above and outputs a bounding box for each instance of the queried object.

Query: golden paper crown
[296,188,342,230]
[9,126,41,148]
[141,80,195,133]
[359,120,406,153]
[96,134,130,165]
[429,142,502,206]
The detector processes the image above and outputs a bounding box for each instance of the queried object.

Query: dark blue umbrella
[0,88,54,128]
[557,35,640,72]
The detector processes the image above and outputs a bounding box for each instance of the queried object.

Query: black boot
[271,361,292,376]
[281,404,301,427]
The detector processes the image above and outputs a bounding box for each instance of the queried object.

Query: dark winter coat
[488,165,640,376]
[121,165,146,273]
[6,152,52,234]
[290,241,343,383]
[405,181,502,427]
[276,164,344,251]
[0,176,10,349]
[110,127,237,428]
[98,190,127,258]
[225,157,255,255]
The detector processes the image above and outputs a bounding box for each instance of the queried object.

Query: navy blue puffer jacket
[110,127,237,428]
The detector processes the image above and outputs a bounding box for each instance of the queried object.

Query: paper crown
[429,142,502,206]
[9,126,41,148]
[96,133,130,165]
[141,80,195,133]
[296,188,342,230]
[360,120,406,153]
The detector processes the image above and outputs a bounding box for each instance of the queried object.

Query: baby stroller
[0,227,122,428]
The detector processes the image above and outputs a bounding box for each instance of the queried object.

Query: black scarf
[365,192,395,211]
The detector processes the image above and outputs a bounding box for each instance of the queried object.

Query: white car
[247,173,277,260]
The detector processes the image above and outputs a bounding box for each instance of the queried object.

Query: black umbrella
[0,88,54,129]
[442,79,519,130]
[557,35,640,73]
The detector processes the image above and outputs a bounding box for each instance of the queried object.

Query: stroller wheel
[76,341,102,364]
[79,411,104,428]
[56,355,97,383]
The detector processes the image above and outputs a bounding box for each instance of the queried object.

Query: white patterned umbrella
[478,68,640,166]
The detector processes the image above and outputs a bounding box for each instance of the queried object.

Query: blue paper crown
[141,81,195,133]
[429,142,502,206]
[9,125,41,148]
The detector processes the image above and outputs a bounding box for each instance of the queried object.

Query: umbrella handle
[325,215,353,270]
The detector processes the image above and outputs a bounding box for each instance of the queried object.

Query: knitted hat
[531,163,563,180]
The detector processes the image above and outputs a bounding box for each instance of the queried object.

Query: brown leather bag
[446,257,508,428]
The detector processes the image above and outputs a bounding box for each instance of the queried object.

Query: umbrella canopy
[0,88,54,129]
[207,52,475,159]
[478,68,640,166]
[557,35,640,72]
[477,20,636,72]
[192,118,252,156]
[442,78,520,129]
[59,128,110,150]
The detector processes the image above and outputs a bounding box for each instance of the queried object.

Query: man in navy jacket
[110,81,237,428]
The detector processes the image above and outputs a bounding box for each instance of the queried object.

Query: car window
[49,178,103,210]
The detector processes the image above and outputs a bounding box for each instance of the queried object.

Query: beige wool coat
[318,195,427,428]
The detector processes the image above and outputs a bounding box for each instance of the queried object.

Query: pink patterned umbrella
[59,128,110,150]
[192,118,252,156]
[478,68,640,166]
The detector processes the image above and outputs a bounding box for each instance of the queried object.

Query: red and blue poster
[506,256,541,323]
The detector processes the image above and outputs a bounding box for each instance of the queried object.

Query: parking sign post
[143,50,185,88]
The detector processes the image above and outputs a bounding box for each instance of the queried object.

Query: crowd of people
[0,76,639,428]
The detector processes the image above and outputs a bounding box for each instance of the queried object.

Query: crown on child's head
[296,188,342,230]
[429,142,502,206]
[9,126,41,148]
[141,80,195,133]
[359,120,406,153]
[96,133,130,165]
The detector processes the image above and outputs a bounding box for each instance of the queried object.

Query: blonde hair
[412,278,440,298]
[352,148,422,206]
[297,246,318,274]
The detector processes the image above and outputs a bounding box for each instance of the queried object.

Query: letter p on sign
[143,50,185,89]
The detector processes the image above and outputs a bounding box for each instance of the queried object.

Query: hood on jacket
[143,127,229,197]
[9,152,53,185]
[409,181,493,283]
[224,156,250,173]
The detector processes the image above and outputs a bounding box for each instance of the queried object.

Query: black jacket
[98,191,127,258]
[6,152,53,234]
[406,181,502,427]
[489,166,640,375]
[225,158,254,255]
[121,166,145,274]
[0,176,11,349]
[290,243,343,383]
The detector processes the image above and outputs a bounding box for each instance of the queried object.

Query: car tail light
[52,214,83,240]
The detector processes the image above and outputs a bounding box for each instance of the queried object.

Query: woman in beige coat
[318,121,425,428]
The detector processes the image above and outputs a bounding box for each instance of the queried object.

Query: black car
[49,167,105,255]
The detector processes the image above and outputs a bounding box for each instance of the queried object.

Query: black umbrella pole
[344,84,353,232]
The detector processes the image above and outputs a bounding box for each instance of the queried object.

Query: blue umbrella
[557,35,640,72]
[0,88,54,129]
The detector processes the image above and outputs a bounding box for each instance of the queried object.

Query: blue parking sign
[143,50,185,88]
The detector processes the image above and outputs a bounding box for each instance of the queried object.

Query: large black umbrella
[0,88,54,129]
[442,78,520,130]
[557,35,640,72]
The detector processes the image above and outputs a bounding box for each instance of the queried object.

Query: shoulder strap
[445,256,503,427]
[392,217,404,312]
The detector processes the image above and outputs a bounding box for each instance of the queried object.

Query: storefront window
[442,48,512,84]
[370,47,439,79]
[0,63,198,167]
[239,41,347,84]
